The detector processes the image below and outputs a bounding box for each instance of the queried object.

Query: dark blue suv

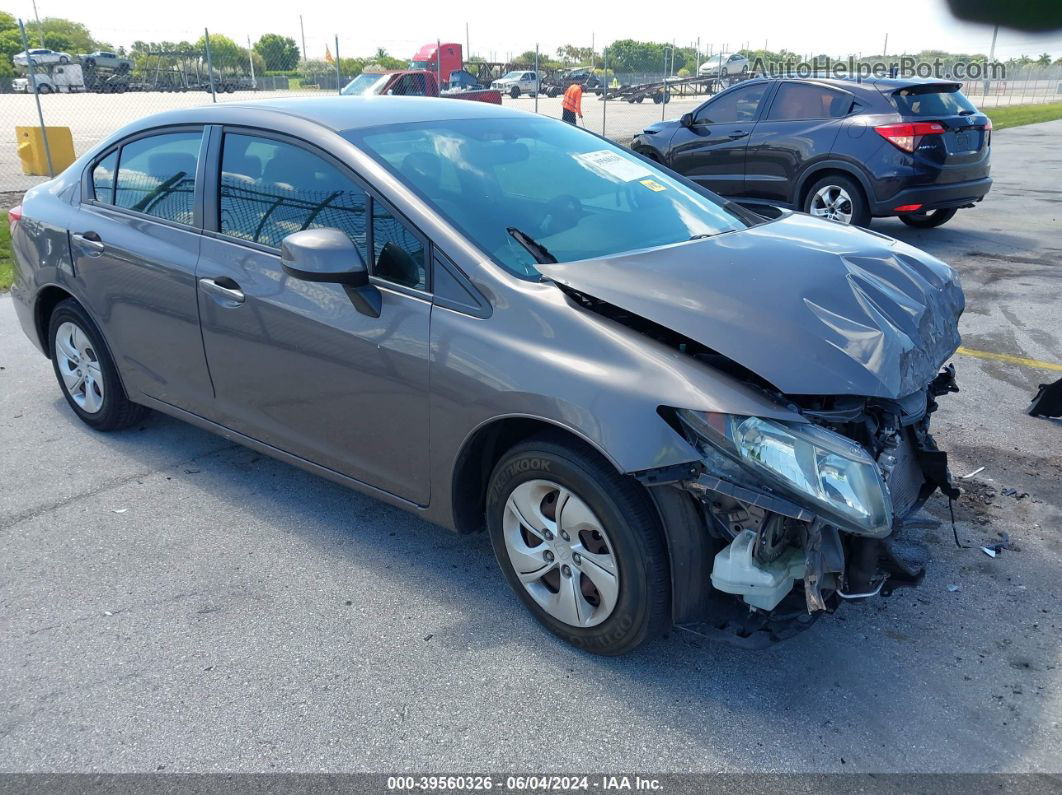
[631,76,992,228]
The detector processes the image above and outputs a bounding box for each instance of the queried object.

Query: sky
[15,0,1062,62]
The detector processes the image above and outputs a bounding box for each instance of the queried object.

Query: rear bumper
[871,177,992,216]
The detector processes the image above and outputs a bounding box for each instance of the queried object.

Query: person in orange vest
[561,82,583,125]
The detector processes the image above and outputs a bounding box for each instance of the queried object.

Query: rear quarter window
[893,88,977,117]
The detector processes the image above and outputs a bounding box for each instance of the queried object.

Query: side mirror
[681,112,695,128]
[281,228,381,317]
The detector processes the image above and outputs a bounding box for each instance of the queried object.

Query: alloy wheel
[809,184,854,224]
[54,321,105,413]
[502,479,619,628]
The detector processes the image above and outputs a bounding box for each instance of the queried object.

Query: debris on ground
[1001,488,1029,499]
[947,584,960,592]
[1027,378,1062,418]
[962,466,986,479]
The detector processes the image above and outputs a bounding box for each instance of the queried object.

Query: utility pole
[299,15,307,62]
[335,35,342,95]
[247,35,256,90]
[19,19,53,176]
[466,21,470,60]
[985,24,999,99]
[534,44,539,114]
[204,27,217,103]
[882,33,888,57]
[31,0,44,47]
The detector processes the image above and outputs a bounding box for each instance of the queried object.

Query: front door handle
[728,129,749,139]
[199,277,245,306]
[72,231,104,256]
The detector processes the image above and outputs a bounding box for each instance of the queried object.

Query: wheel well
[797,167,868,210]
[34,285,75,356]
[632,146,662,163]
[450,417,615,534]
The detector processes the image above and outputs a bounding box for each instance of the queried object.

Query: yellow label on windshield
[639,179,667,192]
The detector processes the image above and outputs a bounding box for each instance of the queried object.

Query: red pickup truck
[341,69,501,104]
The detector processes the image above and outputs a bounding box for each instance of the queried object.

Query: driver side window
[695,83,768,124]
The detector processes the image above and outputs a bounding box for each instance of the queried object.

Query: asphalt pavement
[1,121,1060,774]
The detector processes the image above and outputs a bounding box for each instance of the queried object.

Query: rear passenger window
[114,131,201,223]
[767,84,852,120]
[92,150,117,203]
[219,133,369,254]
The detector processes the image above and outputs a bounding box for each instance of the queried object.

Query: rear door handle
[72,231,104,255]
[199,277,245,306]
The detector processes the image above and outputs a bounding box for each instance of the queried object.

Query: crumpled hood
[538,213,964,399]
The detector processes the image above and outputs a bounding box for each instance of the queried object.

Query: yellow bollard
[16,126,76,176]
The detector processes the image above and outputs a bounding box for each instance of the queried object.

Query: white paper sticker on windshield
[574,150,656,182]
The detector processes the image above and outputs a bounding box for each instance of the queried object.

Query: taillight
[8,204,22,233]
[984,118,992,145]
[874,121,946,153]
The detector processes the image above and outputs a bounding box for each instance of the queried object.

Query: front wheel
[59,55,69,64]
[804,174,870,227]
[509,86,521,99]
[899,208,957,228]
[486,435,670,655]
[49,300,147,431]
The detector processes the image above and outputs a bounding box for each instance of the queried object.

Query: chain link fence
[2,20,1060,194]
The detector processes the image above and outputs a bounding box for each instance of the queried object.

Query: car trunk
[889,82,991,185]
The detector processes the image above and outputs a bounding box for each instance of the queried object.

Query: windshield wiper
[507,227,557,264]
[688,233,715,240]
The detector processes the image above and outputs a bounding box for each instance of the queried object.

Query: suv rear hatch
[878,82,991,185]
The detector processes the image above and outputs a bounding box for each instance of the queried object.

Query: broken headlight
[676,410,893,537]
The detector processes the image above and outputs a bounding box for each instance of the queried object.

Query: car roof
[237,96,522,132]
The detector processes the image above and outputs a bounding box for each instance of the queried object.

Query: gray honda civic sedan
[9,97,965,654]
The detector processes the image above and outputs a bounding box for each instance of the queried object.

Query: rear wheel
[804,174,870,227]
[486,435,670,655]
[899,208,957,228]
[48,300,147,431]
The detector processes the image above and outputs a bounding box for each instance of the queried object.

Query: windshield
[410,60,431,70]
[347,117,750,276]
[341,73,390,96]
[500,71,523,80]
[893,87,977,117]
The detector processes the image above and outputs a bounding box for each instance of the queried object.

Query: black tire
[59,55,69,64]
[486,434,670,655]
[48,299,147,431]
[509,86,521,99]
[36,83,52,94]
[803,174,871,227]
[899,208,957,228]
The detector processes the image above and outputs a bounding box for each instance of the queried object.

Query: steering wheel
[538,194,582,236]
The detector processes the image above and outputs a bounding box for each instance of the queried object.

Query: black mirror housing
[680,112,694,128]
[281,228,368,286]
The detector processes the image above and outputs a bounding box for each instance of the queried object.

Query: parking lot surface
[1,120,1060,774]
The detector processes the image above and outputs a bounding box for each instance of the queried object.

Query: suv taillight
[8,203,22,234]
[874,121,946,153]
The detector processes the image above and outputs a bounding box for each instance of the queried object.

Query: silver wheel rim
[55,321,105,413]
[809,185,854,224]
[502,479,620,628]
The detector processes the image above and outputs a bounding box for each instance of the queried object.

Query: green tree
[0,12,18,77]
[254,33,299,71]
[25,17,102,53]
[1036,52,1051,66]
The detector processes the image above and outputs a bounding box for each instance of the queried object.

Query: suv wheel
[48,300,147,431]
[486,435,670,655]
[899,208,957,228]
[805,174,870,226]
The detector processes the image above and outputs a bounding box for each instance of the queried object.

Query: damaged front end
[537,213,968,647]
[648,365,961,648]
